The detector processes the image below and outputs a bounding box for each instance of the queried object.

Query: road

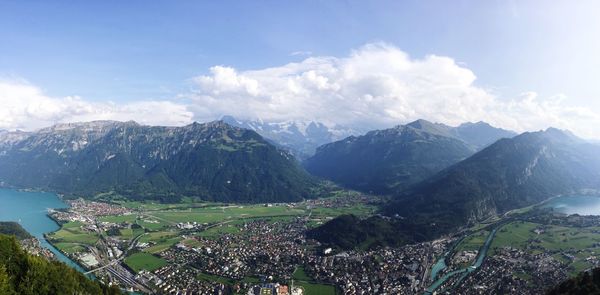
[81,220,152,293]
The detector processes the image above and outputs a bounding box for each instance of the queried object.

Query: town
[40,195,600,295]
[44,196,456,294]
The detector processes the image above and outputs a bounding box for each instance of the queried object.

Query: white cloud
[188,42,600,139]
[0,80,193,131]
[3,43,599,139]
[290,51,313,56]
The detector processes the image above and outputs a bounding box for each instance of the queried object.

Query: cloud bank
[0,80,193,131]
[189,43,600,138]
[1,43,599,139]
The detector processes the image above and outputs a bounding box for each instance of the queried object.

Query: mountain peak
[541,127,582,143]
[405,119,436,129]
[220,115,239,125]
[0,120,315,203]
[402,119,454,137]
[544,127,570,136]
[203,120,229,127]
[459,121,492,128]
[385,125,600,238]
[453,121,517,149]
[219,115,363,159]
[305,120,475,194]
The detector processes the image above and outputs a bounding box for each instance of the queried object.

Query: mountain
[0,234,121,295]
[0,130,30,151]
[221,115,363,159]
[451,121,517,149]
[386,128,600,234]
[0,121,316,203]
[303,119,477,194]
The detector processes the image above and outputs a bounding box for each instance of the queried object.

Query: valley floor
[46,192,414,294]
[426,204,600,294]
[42,192,600,295]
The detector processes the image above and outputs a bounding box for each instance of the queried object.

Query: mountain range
[2,117,597,238]
[221,115,365,159]
[308,127,600,250]
[0,129,29,151]
[0,121,315,203]
[385,127,600,234]
[304,119,516,194]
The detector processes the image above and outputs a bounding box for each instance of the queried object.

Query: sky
[1,0,600,138]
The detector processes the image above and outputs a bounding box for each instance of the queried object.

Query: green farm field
[293,266,337,295]
[124,252,168,273]
[481,220,600,276]
[46,222,99,247]
[148,205,306,224]
[455,230,490,252]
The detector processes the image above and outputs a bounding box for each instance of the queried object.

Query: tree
[0,234,119,295]
[0,265,14,295]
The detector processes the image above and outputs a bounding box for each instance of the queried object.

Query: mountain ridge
[0,120,316,203]
[304,119,515,194]
[386,128,600,233]
[221,115,365,159]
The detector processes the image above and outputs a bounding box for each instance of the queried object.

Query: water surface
[0,188,85,272]
[543,195,600,215]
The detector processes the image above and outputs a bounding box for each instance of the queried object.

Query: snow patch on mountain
[221,115,365,159]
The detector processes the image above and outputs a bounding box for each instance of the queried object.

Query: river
[0,188,85,272]
[425,226,501,294]
[425,195,600,294]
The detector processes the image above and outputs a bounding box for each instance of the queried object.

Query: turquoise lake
[543,195,600,215]
[0,188,85,272]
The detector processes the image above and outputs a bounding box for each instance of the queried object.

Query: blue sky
[1,0,600,137]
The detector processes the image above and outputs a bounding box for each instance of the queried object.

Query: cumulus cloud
[0,80,193,131]
[3,43,600,139]
[188,43,600,138]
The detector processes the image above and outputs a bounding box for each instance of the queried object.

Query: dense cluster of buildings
[138,266,231,294]
[306,241,448,294]
[52,197,600,295]
[452,247,569,294]
[130,215,456,295]
[20,237,56,259]
[49,198,132,224]
[147,218,308,294]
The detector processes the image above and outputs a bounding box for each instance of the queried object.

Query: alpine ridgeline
[0,121,315,203]
[221,115,363,160]
[304,119,515,194]
[387,128,600,234]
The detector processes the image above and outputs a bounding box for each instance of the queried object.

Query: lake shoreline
[0,188,88,273]
[542,194,600,216]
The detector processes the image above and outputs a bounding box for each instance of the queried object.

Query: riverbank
[44,232,89,273]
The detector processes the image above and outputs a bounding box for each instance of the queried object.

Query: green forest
[0,234,121,295]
